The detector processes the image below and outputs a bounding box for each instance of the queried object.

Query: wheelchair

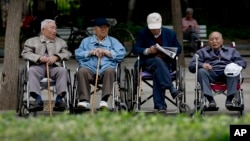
[191,42,245,117]
[16,60,72,117]
[128,55,190,114]
[71,62,132,113]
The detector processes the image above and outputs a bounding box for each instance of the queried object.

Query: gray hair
[41,19,56,30]
[186,8,193,14]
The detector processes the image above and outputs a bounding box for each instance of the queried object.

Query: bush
[0,111,250,141]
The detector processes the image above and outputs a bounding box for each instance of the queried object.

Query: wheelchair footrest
[28,105,44,112]
[53,106,66,112]
[226,106,244,111]
[204,106,219,111]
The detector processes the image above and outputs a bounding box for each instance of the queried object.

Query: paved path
[1,56,250,116]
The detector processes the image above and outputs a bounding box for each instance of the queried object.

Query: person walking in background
[182,8,200,53]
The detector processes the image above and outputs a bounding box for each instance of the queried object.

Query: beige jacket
[21,35,72,66]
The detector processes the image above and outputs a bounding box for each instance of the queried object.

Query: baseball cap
[93,18,110,27]
[147,12,162,29]
[224,63,242,77]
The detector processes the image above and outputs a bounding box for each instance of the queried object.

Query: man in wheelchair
[74,18,126,110]
[132,12,183,112]
[188,31,247,108]
[21,19,72,111]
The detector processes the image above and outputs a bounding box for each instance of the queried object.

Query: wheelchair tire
[120,67,132,111]
[17,69,25,116]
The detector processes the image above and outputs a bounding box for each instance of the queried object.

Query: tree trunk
[171,0,185,67]
[0,0,23,110]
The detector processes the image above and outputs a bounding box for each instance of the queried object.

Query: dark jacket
[132,27,182,67]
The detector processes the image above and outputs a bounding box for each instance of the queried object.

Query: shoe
[77,101,90,109]
[55,101,67,109]
[225,96,234,107]
[55,95,66,109]
[99,101,109,109]
[158,107,167,113]
[171,90,183,99]
[29,100,44,111]
[208,98,216,107]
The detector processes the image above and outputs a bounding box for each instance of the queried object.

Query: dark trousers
[140,57,174,109]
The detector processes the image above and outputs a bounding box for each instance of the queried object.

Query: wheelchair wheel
[17,69,25,116]
[109,28,135,58]
[179,103,191,115]
[120,67,132,111]
[66,69,73,109]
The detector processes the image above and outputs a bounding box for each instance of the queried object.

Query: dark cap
[93,18,110,27]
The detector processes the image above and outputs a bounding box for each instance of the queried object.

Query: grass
[0,110,250,141]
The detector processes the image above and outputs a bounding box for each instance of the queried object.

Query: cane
[46,62,52,116]
[91,57,101,114]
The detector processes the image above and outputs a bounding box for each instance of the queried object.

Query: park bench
[163,25,208,47]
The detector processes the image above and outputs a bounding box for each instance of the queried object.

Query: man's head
[208,31,224,50]
[41,19,57,40]
[147,12,162,29]
[93,18,110,40]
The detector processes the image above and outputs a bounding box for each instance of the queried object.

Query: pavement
[1,55,250,117]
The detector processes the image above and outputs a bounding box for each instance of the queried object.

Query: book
[155,43,178,59]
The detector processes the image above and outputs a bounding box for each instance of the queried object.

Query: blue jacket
[132,27,182,66]
[188,45,247,73]
[75,35,126,74]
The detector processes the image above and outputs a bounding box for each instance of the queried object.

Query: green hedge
[0,111,249,141]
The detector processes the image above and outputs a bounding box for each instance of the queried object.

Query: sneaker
[171,90,183,99]
[55,95,66,109]
[77,101,90,109]
[99,101,109,109]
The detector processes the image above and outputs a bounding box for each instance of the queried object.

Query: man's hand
[147,45,158,54]
[39,55,58,65]
[203,63,212,70]
[90,48,111,58]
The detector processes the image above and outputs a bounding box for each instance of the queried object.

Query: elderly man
[132,12,183,112]
[21,19,72,111]
[188,31,247,107]
[75,18,126,109]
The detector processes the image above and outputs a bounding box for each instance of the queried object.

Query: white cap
[147,12,162,29]
[224,63,242,77]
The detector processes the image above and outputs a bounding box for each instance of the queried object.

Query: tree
[171,0,185,67]
[0,0,24,110]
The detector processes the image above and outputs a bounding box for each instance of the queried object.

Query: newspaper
[155,43,178,59]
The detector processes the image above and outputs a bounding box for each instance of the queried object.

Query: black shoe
[29,100,44,111]
[208,99,216,107]
[205,95,216,107]
[225,96,234,107]
[158,107,167,113]
[55,101,67,109]
[171,90,183,99]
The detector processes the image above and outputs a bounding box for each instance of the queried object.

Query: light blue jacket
[75,35,126,74]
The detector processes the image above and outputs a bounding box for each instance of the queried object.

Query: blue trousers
[140,57,174,109]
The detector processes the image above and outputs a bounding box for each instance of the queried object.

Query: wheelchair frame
[128,55,190,114]
[16,60,72,117]
[192,53,245,117]
[71,62,132,113]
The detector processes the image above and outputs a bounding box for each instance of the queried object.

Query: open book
[155,43,178,59]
